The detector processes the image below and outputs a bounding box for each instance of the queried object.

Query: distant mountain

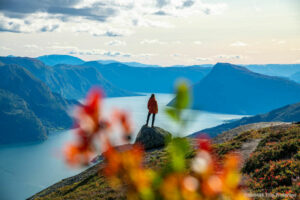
[0,64,75,144]
[97,61,300,74]
[37,54,85,66]
[97,60,213,68]
[245,64,300,77]
[97,59,119,65]
[0,89,47,144]
[0,57,136,99]
[97,60,162,68]
[169,64,213,68]
[82,61,212,93]
[51,64,137,99]
[169,63,300,115]
[122,62,162,68]
[290,71,300,83]
[190,101,300,138]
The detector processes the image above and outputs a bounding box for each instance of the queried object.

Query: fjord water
[0,94,245,200]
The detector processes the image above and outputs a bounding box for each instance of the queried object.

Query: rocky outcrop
[135,125,172,150]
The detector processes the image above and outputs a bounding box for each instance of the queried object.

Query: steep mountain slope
[174,63,300,115]
[51,64,137,99]
[0,64,73,137]
[37,54,85,66]
[212,124,299,194]
[0,89,47,144]
[190,101,300,138]
[82,61,212,93]
[0,57,136,99]
[0,56,62,92]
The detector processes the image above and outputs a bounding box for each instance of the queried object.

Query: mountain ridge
[170,62,300,115]
[0,64,75,144]
[190,101,300,138]
[37,54,85,66]
[0,56,137,99]
[0,89,48,144]
[82,61,212,93]
[290,71,300,83]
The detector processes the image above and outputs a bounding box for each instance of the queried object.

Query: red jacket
[148,97,158,114]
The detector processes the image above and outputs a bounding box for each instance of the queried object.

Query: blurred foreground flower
[64,87,132,166]
[64,84,249,200]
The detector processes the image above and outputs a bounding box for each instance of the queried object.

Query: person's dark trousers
[146,112,156,127]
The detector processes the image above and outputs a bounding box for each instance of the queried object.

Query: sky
[0,0,299,66]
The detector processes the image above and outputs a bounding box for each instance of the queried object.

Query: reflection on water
[0,94,245,200]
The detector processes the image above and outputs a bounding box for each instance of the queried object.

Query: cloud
[72,22,133,37]
[159,0,227,16]
[156,0,170,8]
[140,39,166,44]
[272,39,286,45]
[194,55,244,62]
[182,0,195,8]
[69,48,131,58]
[194,41,202,45]
[24,44,39,48]
[40,24,59,32]
[0,0,228,34]
[0,13,61,33]
[0,46,11,50]
[131,17,174,28]
[102,51,131,57]
[139,53,154,57]
[215,55,243,60]
[153,10,167,15]
[172,41,182,44]
[48,45,79,51]
[230,41,248,47]
[172,53,180,57]
[67,47,154,59]
[93,31,122,37]
[0,0,116,22]
[195,57,210,61]
[106,40,126,46]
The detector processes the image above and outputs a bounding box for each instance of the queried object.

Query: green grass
[34,124,300,200]
[213,127,263,158]
[242,125,300,197]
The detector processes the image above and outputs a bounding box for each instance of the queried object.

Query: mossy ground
[214,124,300,199]
[32,124,300,200]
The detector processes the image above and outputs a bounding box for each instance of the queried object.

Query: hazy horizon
[2,54,300,67]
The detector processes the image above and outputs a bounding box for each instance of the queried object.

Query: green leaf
[167,137,192,172]
[175,82,189,110]
[165,107,180,122]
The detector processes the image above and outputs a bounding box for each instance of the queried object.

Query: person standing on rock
[146,94,158,127]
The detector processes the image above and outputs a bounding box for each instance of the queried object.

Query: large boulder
[135,125,172,150]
